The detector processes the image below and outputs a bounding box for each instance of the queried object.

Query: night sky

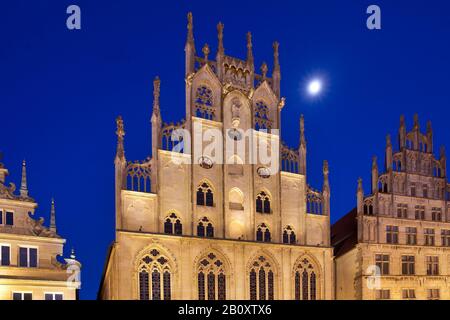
[2,1,450,299]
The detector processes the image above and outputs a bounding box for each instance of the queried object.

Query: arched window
[256,224,271,242]
[197,217,214,238]
[256,191,271,214]
[307,190,323,215]
[163,213,182,235]
[249,255,275,300]
[197,182,214,207]
[195,86,215,120]
[254,101,272,131]
[197,252,227,300]
[283,226,296,244]
[138,249,171,300]
[294,257,317,300]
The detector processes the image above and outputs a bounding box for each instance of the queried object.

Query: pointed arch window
[163,213,182,235]
[249,256,275,300]
[254,101,272,131]
[197,182,214,207]
[195,86,215,120]
[294,258,318,300]
[138,249,171,300]
[256,192,271,214]
[256,224,271,242]
[197,217,214,238]
[283,226,296,244]
[197,253,227,300]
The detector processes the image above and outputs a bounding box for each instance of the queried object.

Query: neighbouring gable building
[99,13,334,300]
[0,156,81,300]
[332,115,450,300]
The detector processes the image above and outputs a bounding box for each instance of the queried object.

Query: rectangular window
[426,256,439,275]
[401,256,415,275]
[397,204,408,218]
[386,226,398,244]
[411,185,416,197]
[441,230,450,247]
[0,245,10,266]
[415,206,425,220]
[5,212,13,226]
[423,186,428,198]
[45,293,63,300]
[431,208,442,221]
[375,254,390,275]
[375,289,390,300]
[424,229,435,246]
[12,292,32,300]
[427,289,440,300]
[19,247,38,268]
[0,209,3,225]
[402,289,416,299]
[406,227,417,245]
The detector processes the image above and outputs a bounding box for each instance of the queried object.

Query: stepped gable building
[99,12,333,300]
[0,155,81,300]
[332,114,450,300]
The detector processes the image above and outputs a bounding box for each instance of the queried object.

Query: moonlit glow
[307,79,322,96]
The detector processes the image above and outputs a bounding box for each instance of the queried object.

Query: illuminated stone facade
[332,115,450,300]
[0,157,81,300]
[99,13,333,300]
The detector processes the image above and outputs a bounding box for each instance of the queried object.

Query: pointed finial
[20,159,28,197]
[372,155,378,168]
[323,160,329,175]
[273,41,280,71]
[202,43,210,63]
[246,32,254,63]
[386,134,392,147]
[152,76,161,116]
[217,22,224,55]
[50,198,56,233]
[261,62,268,79]
[186,12,194,44]
[300,114,306,145]
[427,120,432,133]
[400,114,405,126]
[357,177,363,192]
[115,116,125,159]
[323,160,330,192]
[414,113,419,129]
[440,146,446,158]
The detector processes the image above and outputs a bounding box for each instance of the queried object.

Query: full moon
[307,79,322,96]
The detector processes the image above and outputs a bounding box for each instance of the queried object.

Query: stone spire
[185,12,195,76]
[246,32,254,67]
[322,160,330,216]
[299,115,307,175]
[216,22,225,80]
[399,114,406,149]
[260,62,268,80]
[440,146,447,177]
[371,156,378,193]
[115,116,125,161]
[357,177,364,214]
[385,134,392,171]
[152,76,161,118]
[272,41,281,97]
[20,160,28,198]
[413,113,420,150]
[426,120,433,153]
[50,198,56,233]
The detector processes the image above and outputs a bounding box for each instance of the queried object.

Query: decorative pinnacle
[273,41,280,71]
[217,22,224,54]
[153,76,160,116]
[413,113,419,129]
[202,43,210,62]
[372,156,378,168]
[400,114,405,127]
[261,62,268,79]
[386,134,392,147]
[441,146,446,159]
[186,12,194,44]
[300,114,306,145]
[427,120,432,133]
[70,248,76,259]
[246,32,254,63]
[323,160,329,175]
[357,177,363,192]
[50,198,56,233]
[20,159,28,197]
[115,116,125,159]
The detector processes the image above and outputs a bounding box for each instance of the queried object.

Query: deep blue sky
[1,1,449,299]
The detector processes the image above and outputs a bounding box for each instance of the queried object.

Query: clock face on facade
[198,156,214,169]
[257,167,271,178]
